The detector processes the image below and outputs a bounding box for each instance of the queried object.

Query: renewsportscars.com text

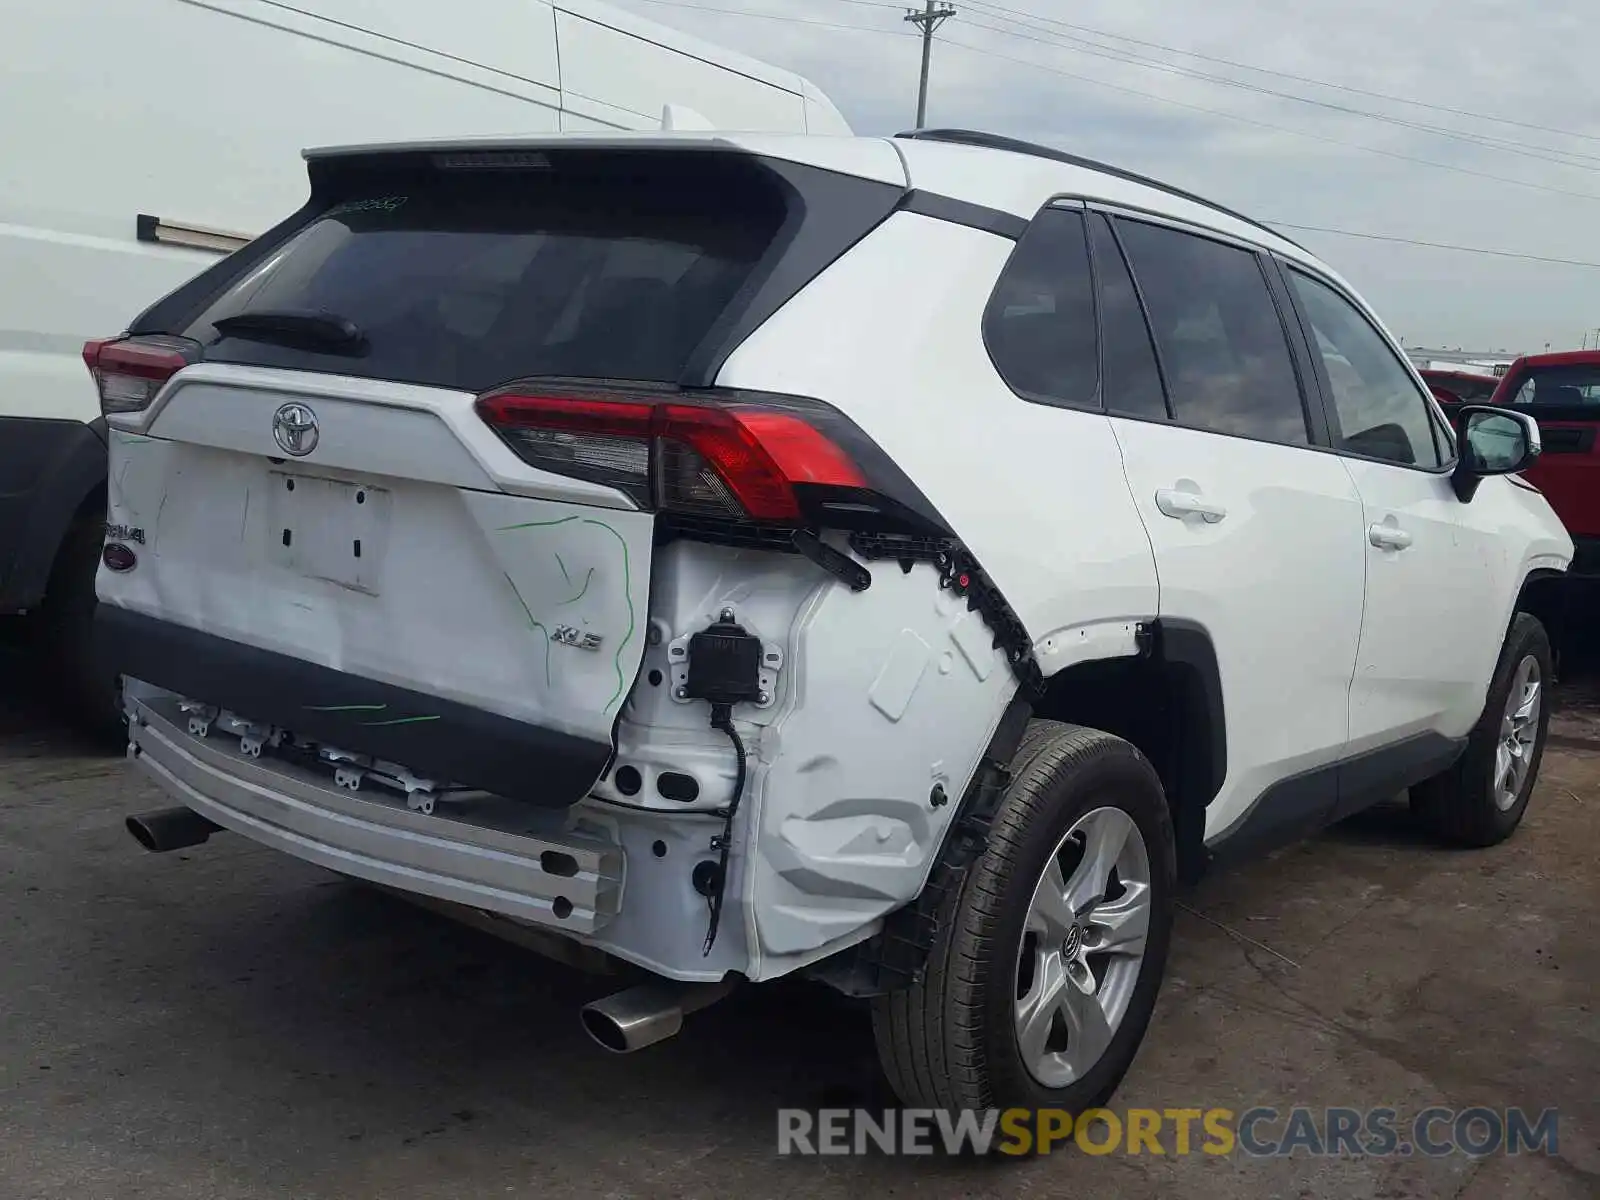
[777,1106,1560,1158]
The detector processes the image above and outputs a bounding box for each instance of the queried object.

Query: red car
[1419,367,1500,406]
[1487,350,1599,577]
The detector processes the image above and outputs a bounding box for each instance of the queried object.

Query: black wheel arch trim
[1144,618,1228,807]
[814,615,1224,996]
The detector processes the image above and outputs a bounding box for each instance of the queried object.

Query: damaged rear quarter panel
[706,211,1163,978]
[603,535,1014,981]
[747,550,1016,976]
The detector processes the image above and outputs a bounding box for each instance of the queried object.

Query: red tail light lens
[83,336,197,415]
[477,390,867,523]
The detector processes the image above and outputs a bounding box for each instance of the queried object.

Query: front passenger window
[1287,269,1444,469]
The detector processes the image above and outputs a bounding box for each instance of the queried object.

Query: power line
[618,0,1600,265]
[623,2,1600,186]
[621,0,912,36]
[959,0,1600,146]
[1264,223,1600,270]
[951,9,1600,172]
[936,34,1600,202]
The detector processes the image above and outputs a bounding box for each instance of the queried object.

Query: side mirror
[1452,405,1541,502]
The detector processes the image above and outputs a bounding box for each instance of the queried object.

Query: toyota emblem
[272,402,319,457]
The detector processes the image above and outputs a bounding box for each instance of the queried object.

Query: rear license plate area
[267,471,391,594]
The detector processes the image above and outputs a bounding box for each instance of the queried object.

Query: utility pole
[905,2,957,129]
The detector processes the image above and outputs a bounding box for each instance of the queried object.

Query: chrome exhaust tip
[579,977,738,1053]
[125,806,222,853]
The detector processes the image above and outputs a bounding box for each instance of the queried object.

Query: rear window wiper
[211,309,368,355]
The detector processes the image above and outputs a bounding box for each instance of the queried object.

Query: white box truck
[0,0,850,734]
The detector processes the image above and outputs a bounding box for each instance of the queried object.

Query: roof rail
[894,128,1304,251]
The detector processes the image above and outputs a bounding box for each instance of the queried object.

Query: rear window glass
[983,207,1099,408]
[1445,376,1497,403]
[1115,218,1309,446]
[1508,365,1600,408]
[183,160,789,391]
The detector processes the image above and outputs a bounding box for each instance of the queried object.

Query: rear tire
[871,721,1175,1126]
[1411,612,1552,848]
[32,515,124,746]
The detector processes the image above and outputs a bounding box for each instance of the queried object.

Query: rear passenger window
[1089,214,1168,420]
[984,207,1099,408]
[1115,219,1309,446]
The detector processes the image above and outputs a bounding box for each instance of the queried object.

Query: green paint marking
[496,516,585,533]
[361,714,441,727]
[582,518,636,713]
[554,552,572,586]
[504,572,553,690]
[304,704,388,712]
[558,566,595,607]
[497,512,635,710]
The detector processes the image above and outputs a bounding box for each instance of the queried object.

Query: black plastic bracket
[792,529,872,592]
[849,532,1044,700]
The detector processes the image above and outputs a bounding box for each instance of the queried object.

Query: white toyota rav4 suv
[92,129,1572,1118]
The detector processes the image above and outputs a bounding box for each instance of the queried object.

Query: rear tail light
[83,336,199,415]
[477,388,868,524]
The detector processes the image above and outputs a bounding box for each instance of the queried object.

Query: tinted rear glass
[182,157,790,391]
[1508,365,1600,409]
[1115,218,1309,446]
[983,207,1099,408]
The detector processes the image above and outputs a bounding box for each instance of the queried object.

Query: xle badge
[552,625,603,652]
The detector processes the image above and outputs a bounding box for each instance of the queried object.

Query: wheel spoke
[1013,795,1155,1089]
[1016,951,1067,1065]
[1027,856,1075,938]
[1060,974,1115,1076]
[1065,809,1133,916]
[1513,680,1541,725]
[1086,881,1151,956]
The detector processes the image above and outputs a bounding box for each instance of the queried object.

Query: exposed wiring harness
[702,702,746,955]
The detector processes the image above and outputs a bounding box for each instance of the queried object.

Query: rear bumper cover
[99,606,612,805]
[126,689,623,934]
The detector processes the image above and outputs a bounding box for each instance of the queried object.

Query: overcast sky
[609,0,1600,354]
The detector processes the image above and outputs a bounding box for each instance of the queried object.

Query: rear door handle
[1368,522,1413,551]
[1155,488,1227,523]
